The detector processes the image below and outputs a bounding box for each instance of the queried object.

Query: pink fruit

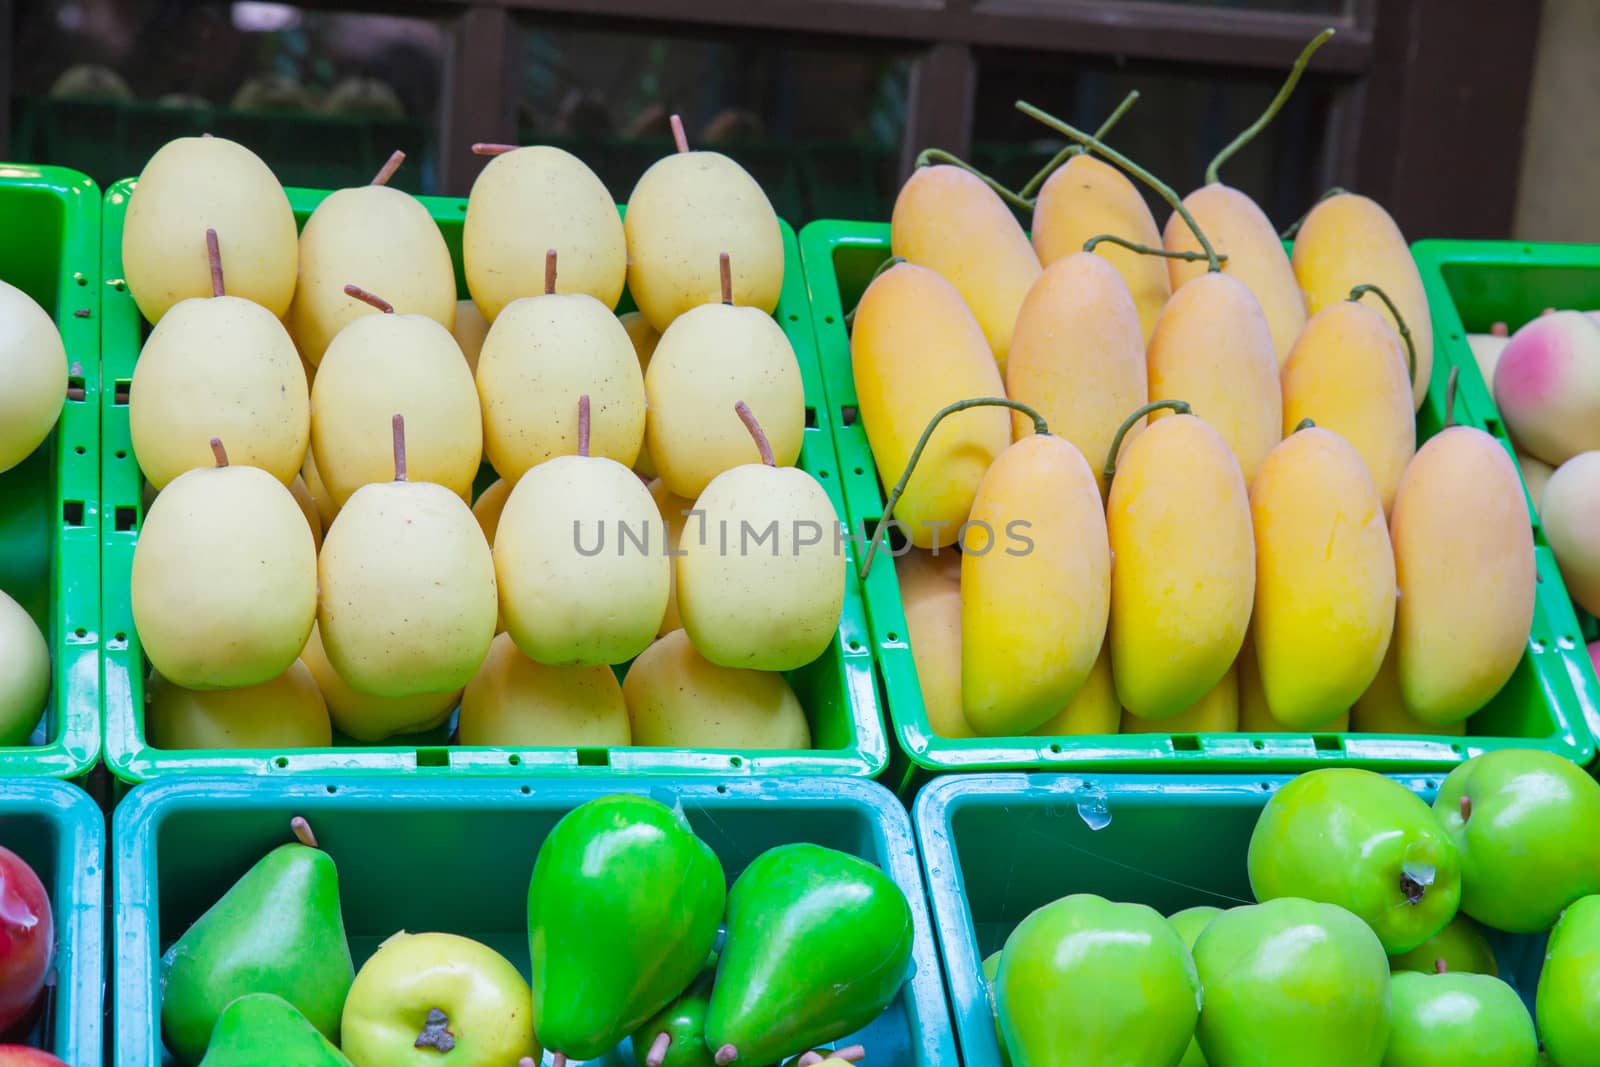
[1543,451,1600,617]
[1492,311,1600,466]
[0,848,51,1036]
[0,1047,68,1065]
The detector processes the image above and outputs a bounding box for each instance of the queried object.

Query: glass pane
[10,1,449,193]
[513,19,914,223]
[974,0,1353,13]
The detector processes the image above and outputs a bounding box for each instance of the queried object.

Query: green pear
[161,825,354,1065]
[1194,898,1391,1067]
[705,844,913,1066]
[1389,913,1499,976]
[1536,894,1600,1067]
[630,966,717,1067]
[981,951,1011,1067]
[1169,906,1223,1067]
[529,795,725,1062]
[1248,769,1461,953]
[995,894,1199,1067]
[198,994,352,1066]
[1383,969,1536,1067]
[1434,749,1600,933]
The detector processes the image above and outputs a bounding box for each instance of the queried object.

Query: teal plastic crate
[913,772,1550,1067]
[99,180,883,782]
[0,164,102,778]
[112,775,957,1067]
[0,779,106,1064]
[799,219,1598,793]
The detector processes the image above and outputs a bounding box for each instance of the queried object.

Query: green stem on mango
[1204,28,1336,186]
[1293,417,1316,432]
[1104,400,1192,488]
[1347,283,1416,381]
[1016,89,1142,200]
[1082,233,1225,264]
[1015,101,1223,274]
[1279,185,1348,240]
[1444,366,1461,429]
[859,397,1050,581]
[843,256,908,329]
[915,149,1032,212]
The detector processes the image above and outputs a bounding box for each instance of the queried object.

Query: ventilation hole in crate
[1251,739,1265,750]
[67,376,86,401]
[507,754,522,766]
[274,757,289,769]
[1451,744,1463,755]
[73,445,85,456]
[1313,734,1342,752]
[114,506,137,532]
[787,313,800,322]
[325,784,338,794]
[1048,743,1062,754]
[73,627,86,639]
[1171,734,1202,752]
[1558,635,1577,650]
[114,380,131,405]
[113,281,125,292]
[74,274,87,287]
[62,501,84,527]
[841,406,858,427]
[729,755,743,768]
[115,450,126,460]
[824,315,836,325]
[113,632,126,644]
[716,784,728,794]
[848,639,862,652]
[575,747,609,767]
[1484,418,1504,436]
[1531,638,1547,653]
[886,631,898,642]
[804,407,818,429]
[817,469,830,479]
[1259,781,1275,791]
[520,785,531,795]
[416,747,449,767]
[853,466,864,475]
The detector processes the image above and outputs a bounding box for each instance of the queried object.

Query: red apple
[0,1046,68,1065]
[0,848,51,1036]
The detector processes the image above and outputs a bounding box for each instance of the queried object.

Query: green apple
[1248,769,1461,953]
[996,894,1200,1067]
[1389,913,1499,976]
[1536,894,1600,1067]
[981,951,1011,1067]
[1434,749,1600,933]
[1168,907,1222,1067]
[1383,969,1536,1066]
[1194,897,1390,1067]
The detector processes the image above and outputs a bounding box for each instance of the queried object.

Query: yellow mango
[1005,253,1146,496]
[1146,271,1282,487]
[1250,428,1396,728]
[1280,300,1416,513]
[1237,637,1349,731]
[963,434,1109,735]
[851,263,1009,548]
[1121,667,1238,733]
[890,165,1041,373]
[897,550,973,740]
[1031,155,1170,342]
[1108,413,1254,719]
[1350,639,1465,735]
[1293,193,1433,409]
[1391,427,1535,723]
[1030,644,1119,737]
[1164,185,1306,366]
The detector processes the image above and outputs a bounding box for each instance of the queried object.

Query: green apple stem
[1293,417,1316,432]
[209,437,230,469]
[843,255,907,330]
[720,251,734,305]
[860,397,1049,580]
[371,149,406,187]
[289,816,316,848]
[715,1044,737,1066]
[671,113,689,153]
[471,142,519,156]
[645,1031,671,1066]
[1348,283,1416,380]
[205,228,224,297]
[1444,366,1461,429]
[392,414,408,482]
[1279,185,1347,240]
[1017,89,1142,200]
[545,249,558,296]
[1104,400,1192,488]
[1205,28,1335,186]
[734,400,776,466]
[578,395,591,458]
[414,1007,455,1052]
[343,284,394,314]
[1082,233,1225,264]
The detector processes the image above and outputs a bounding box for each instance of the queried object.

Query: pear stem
[1460,795,1472,821]
[1490,321,1508,337]
[1015,100,1222,274]
[1104,401,1191,487]
[720,252,733,305]
[836,1046,866,1063]
[714,1045,737,1066]
[545,249,558,296]
[290,816,316,848]
[734,401,775,466]
[471,142,518,156]
[1082,233,1224,264]
[860,397,1049,580]
[552,1054,567,1067]
[210,437,229,468]
[392,414,408,482]
[843,255,907,329]
[1435,958,1448,974]
[519,1060,538,1067]
[205,228,224,297]
[1349,283,1416,380]
[1279,185,1347,241]
[1205,28,1335,185]
[671,113,689,153]
[578,395,591,458]
[1293,417,1316,432]
[646,1032,670,1066]
[1018,89,1141,198]
[344,284,394,314]
[1444,366,1461,429]
[371,149,406,187]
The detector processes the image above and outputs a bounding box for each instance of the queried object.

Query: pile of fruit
[156,793,912,1066]
[983,750,1600,1067]
[119,119,844,754]
[855,30,1537,741]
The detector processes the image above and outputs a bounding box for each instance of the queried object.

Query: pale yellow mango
[1031,154,1170,342]
[1237,637,1350,731]
[963,434,1109,735]
[1250,428,1396,728]
[1280,300,1416,513]
[1122,667,1238,733]
[1146,271,1282,487]
[1518,452,1554,519]
[1108,414,1254,719]
[1541,451,1600,615]
[457,632,629,747]
[1293,193,1433,409]
[1005,253,1146,496]
[1391,427,1535,723]
[622,629,809,749]
[1164,184,1306,366]
[1350,638,1463,735]
[1031,644,1119,737]
[897,553,973,740]
[851,263,1009,549]
[891,165,1041,374]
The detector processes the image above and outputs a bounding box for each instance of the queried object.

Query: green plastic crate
[913,772,1550,1067]
[0,779,106,1065]
[800,219,1597,793]
[112,775,957,1067]
[0,164,102,778]
[100,180,883,782]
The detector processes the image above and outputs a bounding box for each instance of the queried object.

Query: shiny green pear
[1434,749,1600,933]
[199,994,353,1067]
[1536,894,1600,1067]
[996,894,1200,1067]
[704,843,912,1066]
[1169,907,1223,1067]
[1194,898,1390,1067]
[1389,913,1499,976]
[981,951,1011,1067]
[1248,769,1461,953]
[162,837,354,1065]
[630,966,716,1067]
[528,794,725,1062]
[1383,969,1536,1067]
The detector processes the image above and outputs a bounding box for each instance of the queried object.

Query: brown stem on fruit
[210,438,230,468]
[798,1053,824,1067]
[290,816,316,848]
[1460,795,1472,821]
[1435,958,1448,974]
[714,1045,737,1066]
[645,1031,671,1066]
[414,1007,455,1052]
[206,229,225,297]
[1543,307,1556,316]
[577,395,591,458]
[519,1060,538,1067]
[834,1046,866,1063]
[1444,366,1461,429]
[343,284,394,314]
[545,249,558,296]
[671,113,689,153]
[1400,872,1427,905]
[471,143,519,156]
[393,414,408,481]
[1490,321,1508,336]
[201,132,213,138]
[1105,401,1191,488]
[371,150,406,186]
[552,1053,568,1067]
[734,401,776,466]
[720,252,733,305]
